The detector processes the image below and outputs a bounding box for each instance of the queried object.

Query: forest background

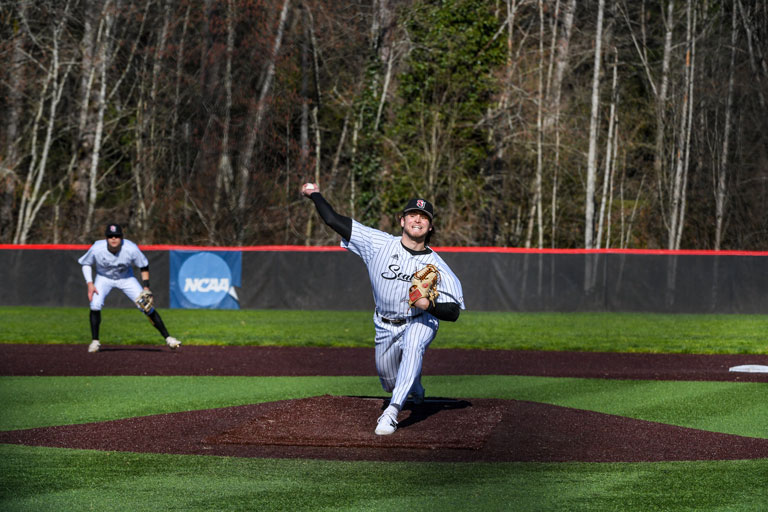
[1,0,766,250]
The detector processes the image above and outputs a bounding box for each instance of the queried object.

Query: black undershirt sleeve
[309,193,353,241]
[427,301,461,322]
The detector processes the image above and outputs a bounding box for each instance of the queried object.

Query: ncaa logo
[178,252,232,307]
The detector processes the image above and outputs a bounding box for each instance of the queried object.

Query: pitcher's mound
[3,395,768,462]
[206,395,502,450]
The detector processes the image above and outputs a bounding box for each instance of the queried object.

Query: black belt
[378,313,408,326]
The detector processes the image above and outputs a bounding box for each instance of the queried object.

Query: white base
[729,364,768,373]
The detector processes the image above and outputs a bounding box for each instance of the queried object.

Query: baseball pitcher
[301,183,465,435]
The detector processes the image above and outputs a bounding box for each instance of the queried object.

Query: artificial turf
[2,307,768,354]
[1,445,766,512]
[1,307,767,511]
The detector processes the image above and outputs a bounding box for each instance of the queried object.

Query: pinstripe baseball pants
[373,312,439,409]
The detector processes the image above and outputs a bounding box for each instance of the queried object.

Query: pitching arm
[306,191,352,241]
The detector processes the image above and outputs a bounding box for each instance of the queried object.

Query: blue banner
[170,250,242,309]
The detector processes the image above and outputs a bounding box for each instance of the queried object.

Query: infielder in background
[301,183,465,435]
[78,223,181,353]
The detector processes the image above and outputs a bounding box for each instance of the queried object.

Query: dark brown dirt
[2,344,768,462]
[2,344,768,381]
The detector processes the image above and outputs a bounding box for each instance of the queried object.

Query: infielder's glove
[408,264,440,307]
[135,289,154,313]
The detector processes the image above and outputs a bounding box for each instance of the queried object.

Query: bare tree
[236,0,292,242]
[715,0,739,250]
[72,0,99,216]
[82,0,115,238]
[621,0,676,246]
[737,0,767,109]
[596,47,619,249]
[212,0,236,241]
[1,1,27,242]
[526,0,546,249]
[667,0,696,250]
[545,0,576,248]
[14,4,75,244]
[130,0,172,240]
[584,0,605,249]
[302,1,322,243]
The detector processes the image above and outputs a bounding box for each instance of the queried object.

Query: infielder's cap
[403,198,434,220]
[105,223,123,238]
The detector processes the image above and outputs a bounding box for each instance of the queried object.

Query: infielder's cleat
[375,409,398,435]
[165,336,181,349]
[88,340,101,353]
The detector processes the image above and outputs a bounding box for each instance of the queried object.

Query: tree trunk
[213,0,236,240]
[72,0,99,210]
[133,0,171,241]
[83,3,114,239]
[543,0,576,132]
[1,1,27,242]
[132,0,168,240]
[545,0,576,247]
[237,0,292,241]
[15,12,73,244]
[531,0,545,249]
[302,3,320,243]
[596,48,619,249]
[651,0,676,233]
[171,3,191,240]
[736,0,766,109]
[373,0,397,64]
[668,0,695,250]
[584,0,605,249]
[715,0,738,250]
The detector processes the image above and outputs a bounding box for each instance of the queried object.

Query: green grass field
[3,307,768,353]
[1,307,767,511]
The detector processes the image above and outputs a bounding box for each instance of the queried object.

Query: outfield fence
[2,245,768,314]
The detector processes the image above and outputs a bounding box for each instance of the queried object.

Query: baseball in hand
[302,182,319,196]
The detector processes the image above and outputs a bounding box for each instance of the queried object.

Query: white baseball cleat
[88,340,101,353]
[375,408,399,435]
[165,336,181,349]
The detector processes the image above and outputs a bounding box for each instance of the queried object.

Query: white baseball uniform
[78,239,149,311]
[343,219,466,409]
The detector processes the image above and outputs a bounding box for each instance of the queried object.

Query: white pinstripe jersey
[78,239,148,280]
[342,219,465,319]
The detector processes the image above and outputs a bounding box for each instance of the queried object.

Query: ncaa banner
[170,251,241,309]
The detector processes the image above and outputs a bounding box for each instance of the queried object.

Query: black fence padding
[3,248,768,313]
[1,249,169,309]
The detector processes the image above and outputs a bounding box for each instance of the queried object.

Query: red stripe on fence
[2,243,768,256]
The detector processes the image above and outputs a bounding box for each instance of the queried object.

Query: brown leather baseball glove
[135,289,154,313]
[408,264,440,307]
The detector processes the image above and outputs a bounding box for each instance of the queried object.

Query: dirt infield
[2,344,768,463]
[3,343,768,381]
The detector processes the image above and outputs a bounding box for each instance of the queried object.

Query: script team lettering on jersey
[380,264,416,283]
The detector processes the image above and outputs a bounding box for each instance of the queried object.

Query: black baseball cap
[105,223,123,238]
[402,198,434,220]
